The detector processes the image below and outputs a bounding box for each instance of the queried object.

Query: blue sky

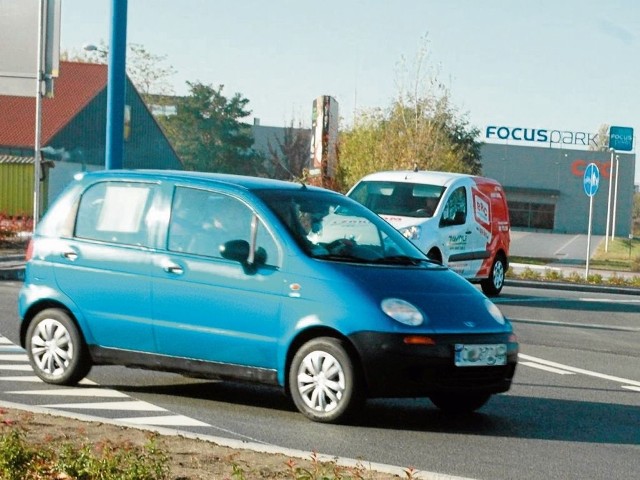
[60,0,639,182]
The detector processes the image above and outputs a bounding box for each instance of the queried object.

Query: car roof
[356,170,480,188]
[77,169,327,193]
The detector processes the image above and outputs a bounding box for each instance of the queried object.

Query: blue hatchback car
[18,170,518,423]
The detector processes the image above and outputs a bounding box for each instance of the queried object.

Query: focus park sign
[609,126,634,152]
[485,124,634,152]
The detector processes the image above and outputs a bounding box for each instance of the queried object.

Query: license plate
[454,343,507,367]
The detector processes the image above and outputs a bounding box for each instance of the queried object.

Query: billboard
[608,126,634,152]
[0,0,61,97]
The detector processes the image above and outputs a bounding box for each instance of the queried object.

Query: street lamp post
[604,148,615,251]
[611,154,620,240]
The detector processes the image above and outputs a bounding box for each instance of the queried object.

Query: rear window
[74,181,157,246]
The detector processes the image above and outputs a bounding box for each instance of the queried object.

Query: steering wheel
[326,238,355,254]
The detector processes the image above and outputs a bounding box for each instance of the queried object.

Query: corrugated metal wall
[0,161,33,216]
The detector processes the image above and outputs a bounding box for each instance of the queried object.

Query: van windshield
[348,181,445,218]
[256,189,437,266]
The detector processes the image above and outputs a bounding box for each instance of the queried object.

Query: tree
[337,36,482,190]
[62,42,176,97]
[158,82,262,174]
[589,124,610,151]
[265,122,312,181]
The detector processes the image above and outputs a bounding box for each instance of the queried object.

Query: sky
[59,0,640,183]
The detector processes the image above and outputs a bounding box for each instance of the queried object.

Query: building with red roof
[0,61,182,216]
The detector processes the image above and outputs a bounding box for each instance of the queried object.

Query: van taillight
[25,240,33,261]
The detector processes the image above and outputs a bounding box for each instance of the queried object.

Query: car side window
[168,187,279,266]
[440,186,467,227]
[75,181,156,246]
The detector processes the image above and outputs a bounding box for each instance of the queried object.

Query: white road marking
[114,415,211,427]
[554,234,581,255]
[0,354,29,361]
[579,297,640,304]
[0,345,24,352]
[511,318,640,332]
[519,354,640,388]
[622,386,640,392]
[0,376,42,382]
[8,388,129,397]
[0,337,12,345]
[42,400,168,411]
[519,361,575,375]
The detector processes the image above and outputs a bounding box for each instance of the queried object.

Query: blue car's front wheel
[289,337,363,423]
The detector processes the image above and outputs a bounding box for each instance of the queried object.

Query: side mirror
[220,239,250,263]
[220,240,267,269]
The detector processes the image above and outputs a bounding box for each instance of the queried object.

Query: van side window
[75,182,156,246]
[440,186,467,226]
[168,187,279,265]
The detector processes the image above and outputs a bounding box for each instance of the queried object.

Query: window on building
[509,201,555,230]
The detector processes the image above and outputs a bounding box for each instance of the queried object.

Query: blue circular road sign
[583,163,600,197]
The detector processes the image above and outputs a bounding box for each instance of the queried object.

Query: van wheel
[26,309,91,385]
[430,393,491,413]
[481,255,506,296]
[289,337,363,423]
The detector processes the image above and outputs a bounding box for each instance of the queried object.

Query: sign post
[583,163,600,277]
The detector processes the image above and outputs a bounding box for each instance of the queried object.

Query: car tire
[289,337,363,423]
[481,255,506,296]
[26,308,92,385]
[429,393,491,413]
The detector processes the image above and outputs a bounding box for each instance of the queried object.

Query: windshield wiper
[373,255,437,266]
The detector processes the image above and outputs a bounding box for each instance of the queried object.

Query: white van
[348,170,511,295]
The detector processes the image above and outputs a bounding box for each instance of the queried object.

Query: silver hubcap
[30,319,73,377]
[493,261,505,288]
[297,351,346,413]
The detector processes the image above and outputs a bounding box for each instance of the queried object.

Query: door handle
[62,251,78,261]
[162,261,184,275]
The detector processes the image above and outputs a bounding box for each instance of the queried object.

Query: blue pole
[105,0,128,169]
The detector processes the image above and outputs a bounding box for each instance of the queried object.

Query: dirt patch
[0,406,406,479]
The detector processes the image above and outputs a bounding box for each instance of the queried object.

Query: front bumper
[349,331,518,398]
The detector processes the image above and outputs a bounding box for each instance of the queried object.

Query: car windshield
[256,188,436,265]
[348,180,445,218]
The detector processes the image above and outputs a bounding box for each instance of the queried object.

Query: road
[1,280,638,480]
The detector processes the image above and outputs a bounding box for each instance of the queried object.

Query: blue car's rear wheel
[26,308,91,385]
[289,337,363,423]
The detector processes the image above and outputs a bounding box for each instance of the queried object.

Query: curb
[505,278,640,296]
[0,400,474,480]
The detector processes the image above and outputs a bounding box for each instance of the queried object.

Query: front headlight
[485,299,505,325]
[400,225,421,240]
[381,298,425,326]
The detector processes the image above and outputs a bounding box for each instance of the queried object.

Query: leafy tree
[265,122,312,181]
[62,42,176,97]
[338,36,482,190]
[590,124,611,151]
[158,82,262,174]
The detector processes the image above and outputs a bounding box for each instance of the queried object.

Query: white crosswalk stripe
[0,334,210,428]
[115,415,211,427]
[41,400,168,411]
[8,388,130,397]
